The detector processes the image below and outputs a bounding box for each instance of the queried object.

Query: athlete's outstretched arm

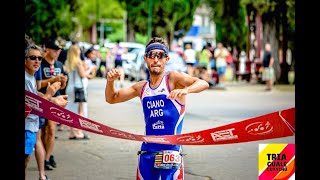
[167,71,209,100]
[105,68,144,104]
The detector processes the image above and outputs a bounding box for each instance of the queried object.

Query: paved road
[26,79,295,180]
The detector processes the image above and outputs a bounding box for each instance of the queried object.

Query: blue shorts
[210,59,216,69]
[136,153,184,180]
[115,60,123,67]
[217,66,227,75]
[25,130,36,155]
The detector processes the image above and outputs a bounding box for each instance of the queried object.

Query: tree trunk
[279,0,290,84]
[126,8,135,42]
[127,22,135,42]
[262,21,281,82]
[167,31,173,51]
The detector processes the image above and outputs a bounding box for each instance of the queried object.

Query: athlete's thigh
[137,154,184,180]
[160,161,184,180]
[137,154,160,180]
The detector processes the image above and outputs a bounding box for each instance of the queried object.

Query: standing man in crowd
[183,43,196,77]
[262,42,275,91]
[39,38,68,170]
[214,42,229,88]
[105,37,209,179]
[111,40,127,87]
[97,44,110,78]
[25,44,68,180]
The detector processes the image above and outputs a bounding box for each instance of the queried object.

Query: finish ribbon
[25,90,295,145]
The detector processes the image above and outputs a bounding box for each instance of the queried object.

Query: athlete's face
[144,49,169,76]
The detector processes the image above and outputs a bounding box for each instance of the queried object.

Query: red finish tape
[25,90,295,145]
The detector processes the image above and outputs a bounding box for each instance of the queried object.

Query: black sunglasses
[27,55,44,61]
[145,51,167,59]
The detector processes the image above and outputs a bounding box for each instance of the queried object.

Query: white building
[182,3,216,51]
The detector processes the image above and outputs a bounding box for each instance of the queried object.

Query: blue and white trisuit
[137,72,185,180]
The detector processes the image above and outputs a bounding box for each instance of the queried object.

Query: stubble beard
[149,68,163,76]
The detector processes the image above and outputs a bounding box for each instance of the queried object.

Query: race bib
[154,150,182,169]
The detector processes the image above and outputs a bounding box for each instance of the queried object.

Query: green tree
[25,0,125,45]
[155,0,201,48]
[205,0,248,52]
[205,0,294,83]
[75,0,124,43]
[241,0,295,83]
[25,0,74,44]
[121,0,201,48]
[118,0,146,42]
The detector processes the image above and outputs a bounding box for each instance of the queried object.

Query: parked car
[104,42,145,63]
[129,49,187,81]
[65,41,94,51]
[128,48,147,81]
[165,52,187,73]
[104,42,145,79]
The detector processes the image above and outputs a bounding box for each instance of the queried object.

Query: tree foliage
[25,0,125,44]
[240,0,295,50]
[241,0,295,83]
[25,0,74,44]
[205,0,294,83]
[205,0,248,51]
[75,0,123,31]
[121,0,201,47]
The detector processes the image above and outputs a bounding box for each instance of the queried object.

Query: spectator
[39,38,68,170]
[57,37,68,67]
[198,44,212,72]
[174,44,184,58]
[64,44,91,140]
[84,47,97,79]
[195,45,214,86]
[97,44,110,78]
[262,43,275,91]
[225,46,235,81]
[111,40,127,87]
[183,43,197,76]
[214,42,229,88]
[207,42,216,70]
[25,44,68,180]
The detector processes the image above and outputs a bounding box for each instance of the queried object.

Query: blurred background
[25,0,295,85]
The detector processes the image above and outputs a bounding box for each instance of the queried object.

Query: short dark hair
[85,48,95,57]
[146,37,168,49]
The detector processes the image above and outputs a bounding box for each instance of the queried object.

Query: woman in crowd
[64,44,93,140]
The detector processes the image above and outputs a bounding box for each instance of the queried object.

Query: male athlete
[105,37,209,180]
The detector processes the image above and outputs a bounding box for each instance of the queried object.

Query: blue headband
[145,44,169,55]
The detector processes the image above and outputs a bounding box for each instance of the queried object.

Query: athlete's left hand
[167,89,188,100]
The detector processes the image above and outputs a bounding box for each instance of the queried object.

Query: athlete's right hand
[107,68,121,82]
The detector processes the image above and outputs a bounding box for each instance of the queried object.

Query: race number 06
[163,151,181,163]
[164,154,175,162]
